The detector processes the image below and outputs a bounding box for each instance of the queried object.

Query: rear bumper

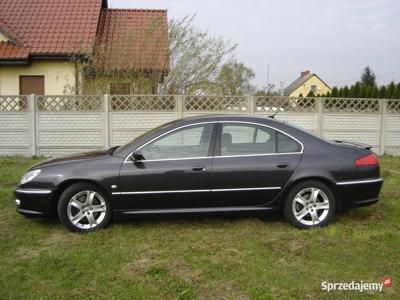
[14,188,53,218]
[335,178,383,208]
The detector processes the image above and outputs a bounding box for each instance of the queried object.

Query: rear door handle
[192,167,206,172]
[277,163,290,169]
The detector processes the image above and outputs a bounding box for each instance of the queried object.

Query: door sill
[116,206,273,215]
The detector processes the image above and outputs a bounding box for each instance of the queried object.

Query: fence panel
[109,95,179,146]
[35,96,105,156]
[0,96,31,156]
[385,99,400,154]
[254,96,319,133]
[321,98,382,152]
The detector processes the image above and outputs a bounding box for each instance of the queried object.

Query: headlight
[20,169,41,185]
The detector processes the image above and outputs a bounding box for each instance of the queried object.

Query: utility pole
[266,64,270,94]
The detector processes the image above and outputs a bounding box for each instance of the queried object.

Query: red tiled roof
[96,9,169,70]
[0,0,169,70]
[0,41,30,60]
[0,0,104,56]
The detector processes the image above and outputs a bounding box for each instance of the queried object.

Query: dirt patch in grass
[166,259,202,284]
[198,280,250,300]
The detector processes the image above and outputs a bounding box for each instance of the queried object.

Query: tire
[57,182,112,232]
[283,180,335,229]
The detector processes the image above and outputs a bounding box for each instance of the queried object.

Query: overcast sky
[111,0,400,90]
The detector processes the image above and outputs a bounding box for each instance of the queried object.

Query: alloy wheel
[292,187,330,226]
[67,190,107,230]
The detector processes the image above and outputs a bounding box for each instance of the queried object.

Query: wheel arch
[50,179,110,216]
[281,176,343,212]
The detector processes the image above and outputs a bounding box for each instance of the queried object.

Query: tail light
[354,153,379,166]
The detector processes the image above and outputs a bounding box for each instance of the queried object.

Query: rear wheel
[283,180,335,229]
[57,183,112,232]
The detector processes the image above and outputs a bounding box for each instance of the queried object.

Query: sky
[110,0,400,90]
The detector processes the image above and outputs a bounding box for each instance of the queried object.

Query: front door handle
[277,163,290,169]
[192,167,206,172]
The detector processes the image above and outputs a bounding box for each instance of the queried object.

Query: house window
[110,82,131,95]
[310,85,317,94]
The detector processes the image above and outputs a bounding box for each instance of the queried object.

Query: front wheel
[283,180,335,229]
[57,183,112,232]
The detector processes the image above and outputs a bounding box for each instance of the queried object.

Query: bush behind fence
[0,94,399,156]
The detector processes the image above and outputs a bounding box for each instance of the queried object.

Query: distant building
[284,70,331,97]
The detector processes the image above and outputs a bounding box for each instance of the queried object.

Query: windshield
[113,120,180,155]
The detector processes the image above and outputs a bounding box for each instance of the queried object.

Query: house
[0,0,169,95]
[284,71,331,97]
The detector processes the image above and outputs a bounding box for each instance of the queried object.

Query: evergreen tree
[331,87,339,97]
[352,82,361,98]
[343,86,350,97]
[371,86,379,98]
[298,93,303,97]
[325,91,331,97]
[359,85,366,98]
[379,85,387,98]
[360,66,377,87]
[386,81,396,99]
[364,85,372,98]
[396,83,400,99]
[306,90,315,97]
[337,87,343,97]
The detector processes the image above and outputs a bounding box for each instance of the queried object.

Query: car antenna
[269,107,284,119]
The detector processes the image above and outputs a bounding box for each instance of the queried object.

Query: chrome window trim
[133,157,213,163]
[336,178,383,186]
[112,186,281,195]
[123,120,304,163]
[124,121,217,163]
[16,188,52,194]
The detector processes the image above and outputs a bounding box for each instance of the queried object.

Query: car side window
[221,124,276,155]
[220,123,301,156]
[277,132,301,153]
[140,124,213,160]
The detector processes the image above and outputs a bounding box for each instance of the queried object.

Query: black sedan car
[15,115,383,232]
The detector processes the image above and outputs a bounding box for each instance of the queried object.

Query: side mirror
[130,151,145,162]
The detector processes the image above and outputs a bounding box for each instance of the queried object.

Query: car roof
[181,114,282,125]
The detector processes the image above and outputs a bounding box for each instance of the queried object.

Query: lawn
[0,156,398,299]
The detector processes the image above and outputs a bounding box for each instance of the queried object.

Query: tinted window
[277,132,301,153]
[220,123,301,156]
[221,124,276,155]
[140,124,213,160]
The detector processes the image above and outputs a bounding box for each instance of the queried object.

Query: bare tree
[159,15,237,95]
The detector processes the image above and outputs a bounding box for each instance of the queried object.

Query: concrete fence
[0,95,399,156]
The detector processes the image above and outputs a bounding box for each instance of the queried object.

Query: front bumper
[14,188,54,218]
[335,178,383,208]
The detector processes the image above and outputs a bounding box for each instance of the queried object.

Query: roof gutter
[0,59,29,65]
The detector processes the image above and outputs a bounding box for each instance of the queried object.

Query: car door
[210,122,303,207]
[117,123,216,210]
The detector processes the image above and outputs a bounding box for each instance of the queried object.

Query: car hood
[31,149,111,170]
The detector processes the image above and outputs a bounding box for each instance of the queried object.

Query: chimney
[301,70,310,78]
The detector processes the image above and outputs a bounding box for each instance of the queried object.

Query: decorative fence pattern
[0,95,399,156]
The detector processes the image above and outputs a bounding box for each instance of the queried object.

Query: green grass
[0,156,399,299]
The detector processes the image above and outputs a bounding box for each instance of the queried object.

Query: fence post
[316,97,324,135]
[248,96,256,115]
[28,94,37,156]
[176,95,184,118]
[379,99,387,155]
[104,94,110,149]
